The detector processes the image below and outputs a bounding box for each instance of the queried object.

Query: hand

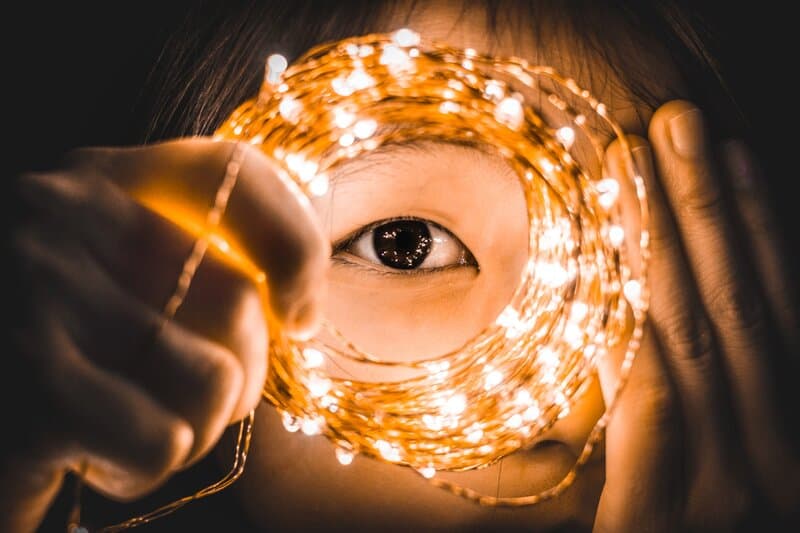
[594,101,799,532]
[1,139,329,531]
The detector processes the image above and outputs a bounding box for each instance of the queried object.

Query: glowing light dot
[338,133,355,147]
[281,412,300,433]
[320,395,335,407]
[393,28,420,47]
[376,440,401,462]
[333,108,356,128]
[439,101,460,114]
[358,44,374,57]
[426,360,450,373]
[465,427,483,444]
[523,404,541,422]
[539,157,555,174]
[423,414,444,431]
[574,114,587,125]
[564,323,584,349]
[442,394,467,416]
[505,414,523,429]
[298,160,318,183]
[484,370,504,390]
[461,59,474,70]
[570,301,589,322]
[308,174,330,197]
[345,43,359,56]
[608,225,625,247]
[537,261,569,288]
[380,45,409,67]
[484,80,505,101]
[302,347,325,368]
[495,97,524,129]
[538,347,559,368]
[332,77,354,96]
[496,305,520,328]
[233,125,243,135]
[267,53,288,74]
[308,374,332,398]
[556,126,576,149]
[278,96,302,122]
[596,178,620,209]
[353,118,378,139]
[418,465,436,479]
[515,389,533,405]
[335,447,354,465]
[465,47,477,58]
[346,69,375,91]
[301,418,322,436]
[624,280,642,303]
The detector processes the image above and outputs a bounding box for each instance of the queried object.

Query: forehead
[379,0,685,136]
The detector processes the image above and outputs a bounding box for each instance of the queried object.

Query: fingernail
[286,299,321,341]
[631,145,653,175]
[722,141,755,191]
[668,108,707,158]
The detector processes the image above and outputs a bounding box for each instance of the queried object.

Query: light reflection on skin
[231,2,685,530]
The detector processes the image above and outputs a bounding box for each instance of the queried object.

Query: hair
[139,0,742,143]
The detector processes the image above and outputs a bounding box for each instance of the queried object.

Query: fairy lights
[210,28,651,509]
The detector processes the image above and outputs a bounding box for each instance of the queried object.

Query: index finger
[68,138,329,338]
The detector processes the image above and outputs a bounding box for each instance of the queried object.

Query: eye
[334,217,478,272]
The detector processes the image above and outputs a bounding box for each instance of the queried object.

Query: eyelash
[331,216,478,276]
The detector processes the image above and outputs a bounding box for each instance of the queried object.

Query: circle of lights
[216,29,649,505]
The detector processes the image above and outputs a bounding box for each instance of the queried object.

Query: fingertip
[648,99,700,138]
[649,100,708,158]
[169,418,196,469]
[285,297,324,341]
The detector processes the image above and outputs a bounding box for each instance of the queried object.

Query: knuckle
[648,219,681,257]
[146,418,193,475]
[194,344,244,414]
[18,170,89,210]
[675,169,725,219]
[107,419,193,500]
[659,310,717,365]
[705,276,765,332]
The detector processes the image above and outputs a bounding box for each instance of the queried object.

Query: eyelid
[331,253,471,278]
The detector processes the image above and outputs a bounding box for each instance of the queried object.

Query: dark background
[5,2,799,531]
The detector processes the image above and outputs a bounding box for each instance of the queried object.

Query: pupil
[373,220,432,269]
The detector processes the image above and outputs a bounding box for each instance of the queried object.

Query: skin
[3,1,798,532]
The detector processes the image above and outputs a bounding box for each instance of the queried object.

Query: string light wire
[73,28,649,529]
[216,29,650,504]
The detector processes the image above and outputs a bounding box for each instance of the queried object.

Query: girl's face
[232,2,683,530]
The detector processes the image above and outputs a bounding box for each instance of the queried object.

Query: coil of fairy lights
[77,27,650,531]
[215,27,650,505]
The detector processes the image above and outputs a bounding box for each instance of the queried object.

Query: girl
[5,1,798,531]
